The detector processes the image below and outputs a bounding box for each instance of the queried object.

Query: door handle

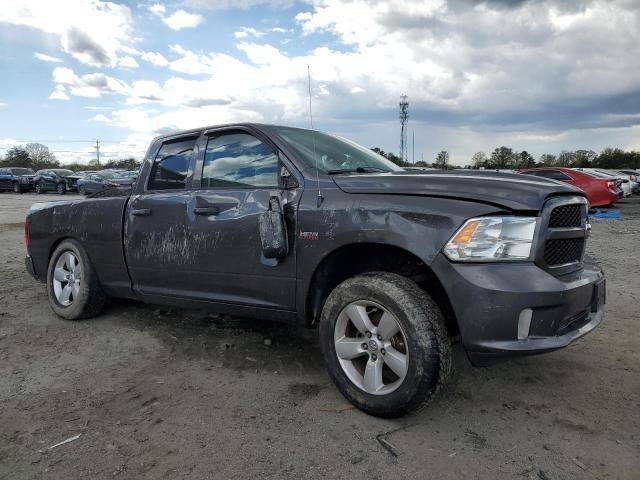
[132,208,152,216]
[194,206,219,216]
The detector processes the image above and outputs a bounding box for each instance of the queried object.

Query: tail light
[25,219,30,248]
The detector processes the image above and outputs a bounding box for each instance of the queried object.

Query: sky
[0,0,639,166]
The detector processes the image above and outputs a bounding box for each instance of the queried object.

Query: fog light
[518,309,532,340]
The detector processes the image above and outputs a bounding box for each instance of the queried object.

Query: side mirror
[259,196,289,259]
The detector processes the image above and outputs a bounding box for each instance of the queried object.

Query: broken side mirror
[259,196,289,259]
[279,155,298,189]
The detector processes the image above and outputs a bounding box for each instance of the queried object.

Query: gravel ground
[0,192,638,479]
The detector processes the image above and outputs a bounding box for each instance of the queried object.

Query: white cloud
[270,27,292,33]
[164,9,205,30]
[168,44,217,75]
[49,85,70,100]
[141,51,169,67]
[148,3,166,16]
[34,52,63,63]
[183,0,293,10]
[51,67,129,99]
[117,56,139,69]
[0,102,7,107]
[91,113,111,122]
[234,26,264,38]
[0,0,134,68]
[149,5,205,30]
[52,67,79,85]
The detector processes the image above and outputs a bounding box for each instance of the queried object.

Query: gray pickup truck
[25,124,605,417]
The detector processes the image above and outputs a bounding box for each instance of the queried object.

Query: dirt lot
[1,192,638,480]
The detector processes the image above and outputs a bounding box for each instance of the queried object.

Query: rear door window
[147,137,196,191]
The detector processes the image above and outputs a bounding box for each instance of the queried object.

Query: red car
[518,167,620,208]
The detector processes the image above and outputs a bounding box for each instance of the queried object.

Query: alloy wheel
[52,252,82,307]
[334,300,409,395]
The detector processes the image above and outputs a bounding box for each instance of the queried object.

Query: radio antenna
[307,65,323,208]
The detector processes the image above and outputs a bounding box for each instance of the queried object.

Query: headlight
[443,216,538,261]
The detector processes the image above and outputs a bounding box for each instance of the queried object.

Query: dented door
[184,188,297,309]
[182,129,298,310]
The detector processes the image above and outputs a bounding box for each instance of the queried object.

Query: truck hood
[332,171,585,211]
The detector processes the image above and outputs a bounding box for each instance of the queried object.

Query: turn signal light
[449,220,480,244]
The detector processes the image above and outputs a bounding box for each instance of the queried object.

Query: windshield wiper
[327,167,390,175]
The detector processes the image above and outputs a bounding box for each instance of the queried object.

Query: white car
[576,168,632,197]
[611,169,639,193]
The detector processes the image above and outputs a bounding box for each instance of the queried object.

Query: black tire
[46,239,106,320]
[57,183,66,195]
[320,272,451,418]
[35,183,43,194]
[78,185,86,195]
[13,182,22,194]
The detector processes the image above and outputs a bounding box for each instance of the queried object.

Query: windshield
[10,168,34,176]
[275,127,402,174]
[52,169,75,177]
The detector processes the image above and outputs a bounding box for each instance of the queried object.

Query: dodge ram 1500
[25,123,605,417]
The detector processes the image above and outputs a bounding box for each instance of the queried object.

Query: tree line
[0,143,141,172]
[372,146,640,170]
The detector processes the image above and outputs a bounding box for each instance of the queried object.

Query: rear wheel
[46,240,106,320]
[320,272,451,417]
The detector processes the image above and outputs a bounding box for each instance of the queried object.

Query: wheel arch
[305,242,458,337]
[48,236,90,270]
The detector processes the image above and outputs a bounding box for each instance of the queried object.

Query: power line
[0,147,141,154]
[0,139,136,144]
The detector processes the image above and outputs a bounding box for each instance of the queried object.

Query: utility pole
[399,95,409,163]
[94,139,101,166]
[412,131,415,164]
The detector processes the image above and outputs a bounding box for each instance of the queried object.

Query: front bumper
[431,253,605,366]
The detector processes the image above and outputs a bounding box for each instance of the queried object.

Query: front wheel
[46,239,106,320]
[57,183,66,194]
[13,182,22,193]
[35,183,43,194]
[320,272,451,418]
